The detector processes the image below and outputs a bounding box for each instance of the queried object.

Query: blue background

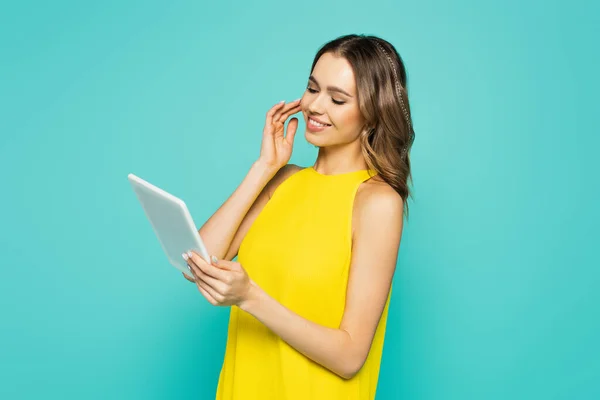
[1,0,598,398]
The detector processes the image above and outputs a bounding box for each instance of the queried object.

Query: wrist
[239,279,263,313]
[254,159,281,177]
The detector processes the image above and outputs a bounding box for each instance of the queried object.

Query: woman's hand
[182,272,196,283]
[258,99,302,171]
[183,251,253,307]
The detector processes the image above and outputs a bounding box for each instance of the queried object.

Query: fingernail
[187,251,193,258]
[182,252,189,261]
[280,100,285,103]
[211,255,218,264]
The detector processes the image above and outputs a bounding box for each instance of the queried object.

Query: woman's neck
[313,141,368,175]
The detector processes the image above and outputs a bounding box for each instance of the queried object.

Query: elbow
[338,369,357,381]
[338,366,361,381]
[337,355,367,380]
[334,332,369,380]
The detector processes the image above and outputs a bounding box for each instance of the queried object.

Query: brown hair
[309,34,416,220]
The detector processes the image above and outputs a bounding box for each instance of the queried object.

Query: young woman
[182,34,415,399]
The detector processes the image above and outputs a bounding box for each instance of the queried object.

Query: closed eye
[306,87,346,105]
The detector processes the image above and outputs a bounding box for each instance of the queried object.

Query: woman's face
[300,52,367,148]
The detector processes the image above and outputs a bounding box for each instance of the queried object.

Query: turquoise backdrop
[1,0,598,399]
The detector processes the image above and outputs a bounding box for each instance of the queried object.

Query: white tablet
[128,173,211,279]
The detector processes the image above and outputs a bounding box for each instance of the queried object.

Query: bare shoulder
[356,177,403,212]
[267,164,304,198]
[353,177,404,235]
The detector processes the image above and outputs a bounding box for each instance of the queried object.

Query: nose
[306,93,328,115]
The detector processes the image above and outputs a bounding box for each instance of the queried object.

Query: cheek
[331,107,363,132]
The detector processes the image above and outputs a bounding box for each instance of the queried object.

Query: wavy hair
[309,34,416,220]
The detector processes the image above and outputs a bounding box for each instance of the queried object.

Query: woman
[182,34,415,399]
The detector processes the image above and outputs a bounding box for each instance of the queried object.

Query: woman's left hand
[183,251,252,307]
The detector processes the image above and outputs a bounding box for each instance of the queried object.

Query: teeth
[309,118,329,127]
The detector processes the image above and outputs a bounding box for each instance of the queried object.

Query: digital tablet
[128,173,211,279]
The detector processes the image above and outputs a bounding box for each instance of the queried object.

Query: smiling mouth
[308,117,331,128]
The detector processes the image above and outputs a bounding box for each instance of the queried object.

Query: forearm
[240,282,360,380]
[199,161,276,259]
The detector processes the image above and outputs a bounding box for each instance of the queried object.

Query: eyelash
[306,87,345,105]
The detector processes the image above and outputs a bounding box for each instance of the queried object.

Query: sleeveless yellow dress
[215,166,392,400]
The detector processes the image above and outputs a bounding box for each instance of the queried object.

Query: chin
[304,130,331,148]
[304,130,345,147]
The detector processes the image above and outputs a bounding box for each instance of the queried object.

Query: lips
[308,117,331,128]
[308,116,330,126]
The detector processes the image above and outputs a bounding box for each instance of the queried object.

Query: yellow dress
[215,166,392,400]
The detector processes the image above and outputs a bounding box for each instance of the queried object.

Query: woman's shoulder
[281,163,304,175]
[276,164,305,183]
[351,177,404,239]
[354,177,404,219]
[266,164,304,198]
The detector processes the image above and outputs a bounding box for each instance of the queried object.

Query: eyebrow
[308,76,353,98]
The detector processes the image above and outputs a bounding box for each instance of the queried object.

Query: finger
[188,259,228,293]
[187,251,228,281]
[195,277,224,304]
[272,100,301,123]
[277,104,302,124]
[182,272,196,283]
[212,258,239,271]
[196,282,219,306]
[285,118,299,145]
[274,101,301,122]
[266,101,286,127]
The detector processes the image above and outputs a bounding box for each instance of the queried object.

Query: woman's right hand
[258,99,302,171]
[182,271,195,283]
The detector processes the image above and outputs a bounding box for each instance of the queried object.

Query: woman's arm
[199,163,301,261]
[240,184,403,379]
[187,183,404,379]
[198,160,275,260]
[193,100,302,262]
